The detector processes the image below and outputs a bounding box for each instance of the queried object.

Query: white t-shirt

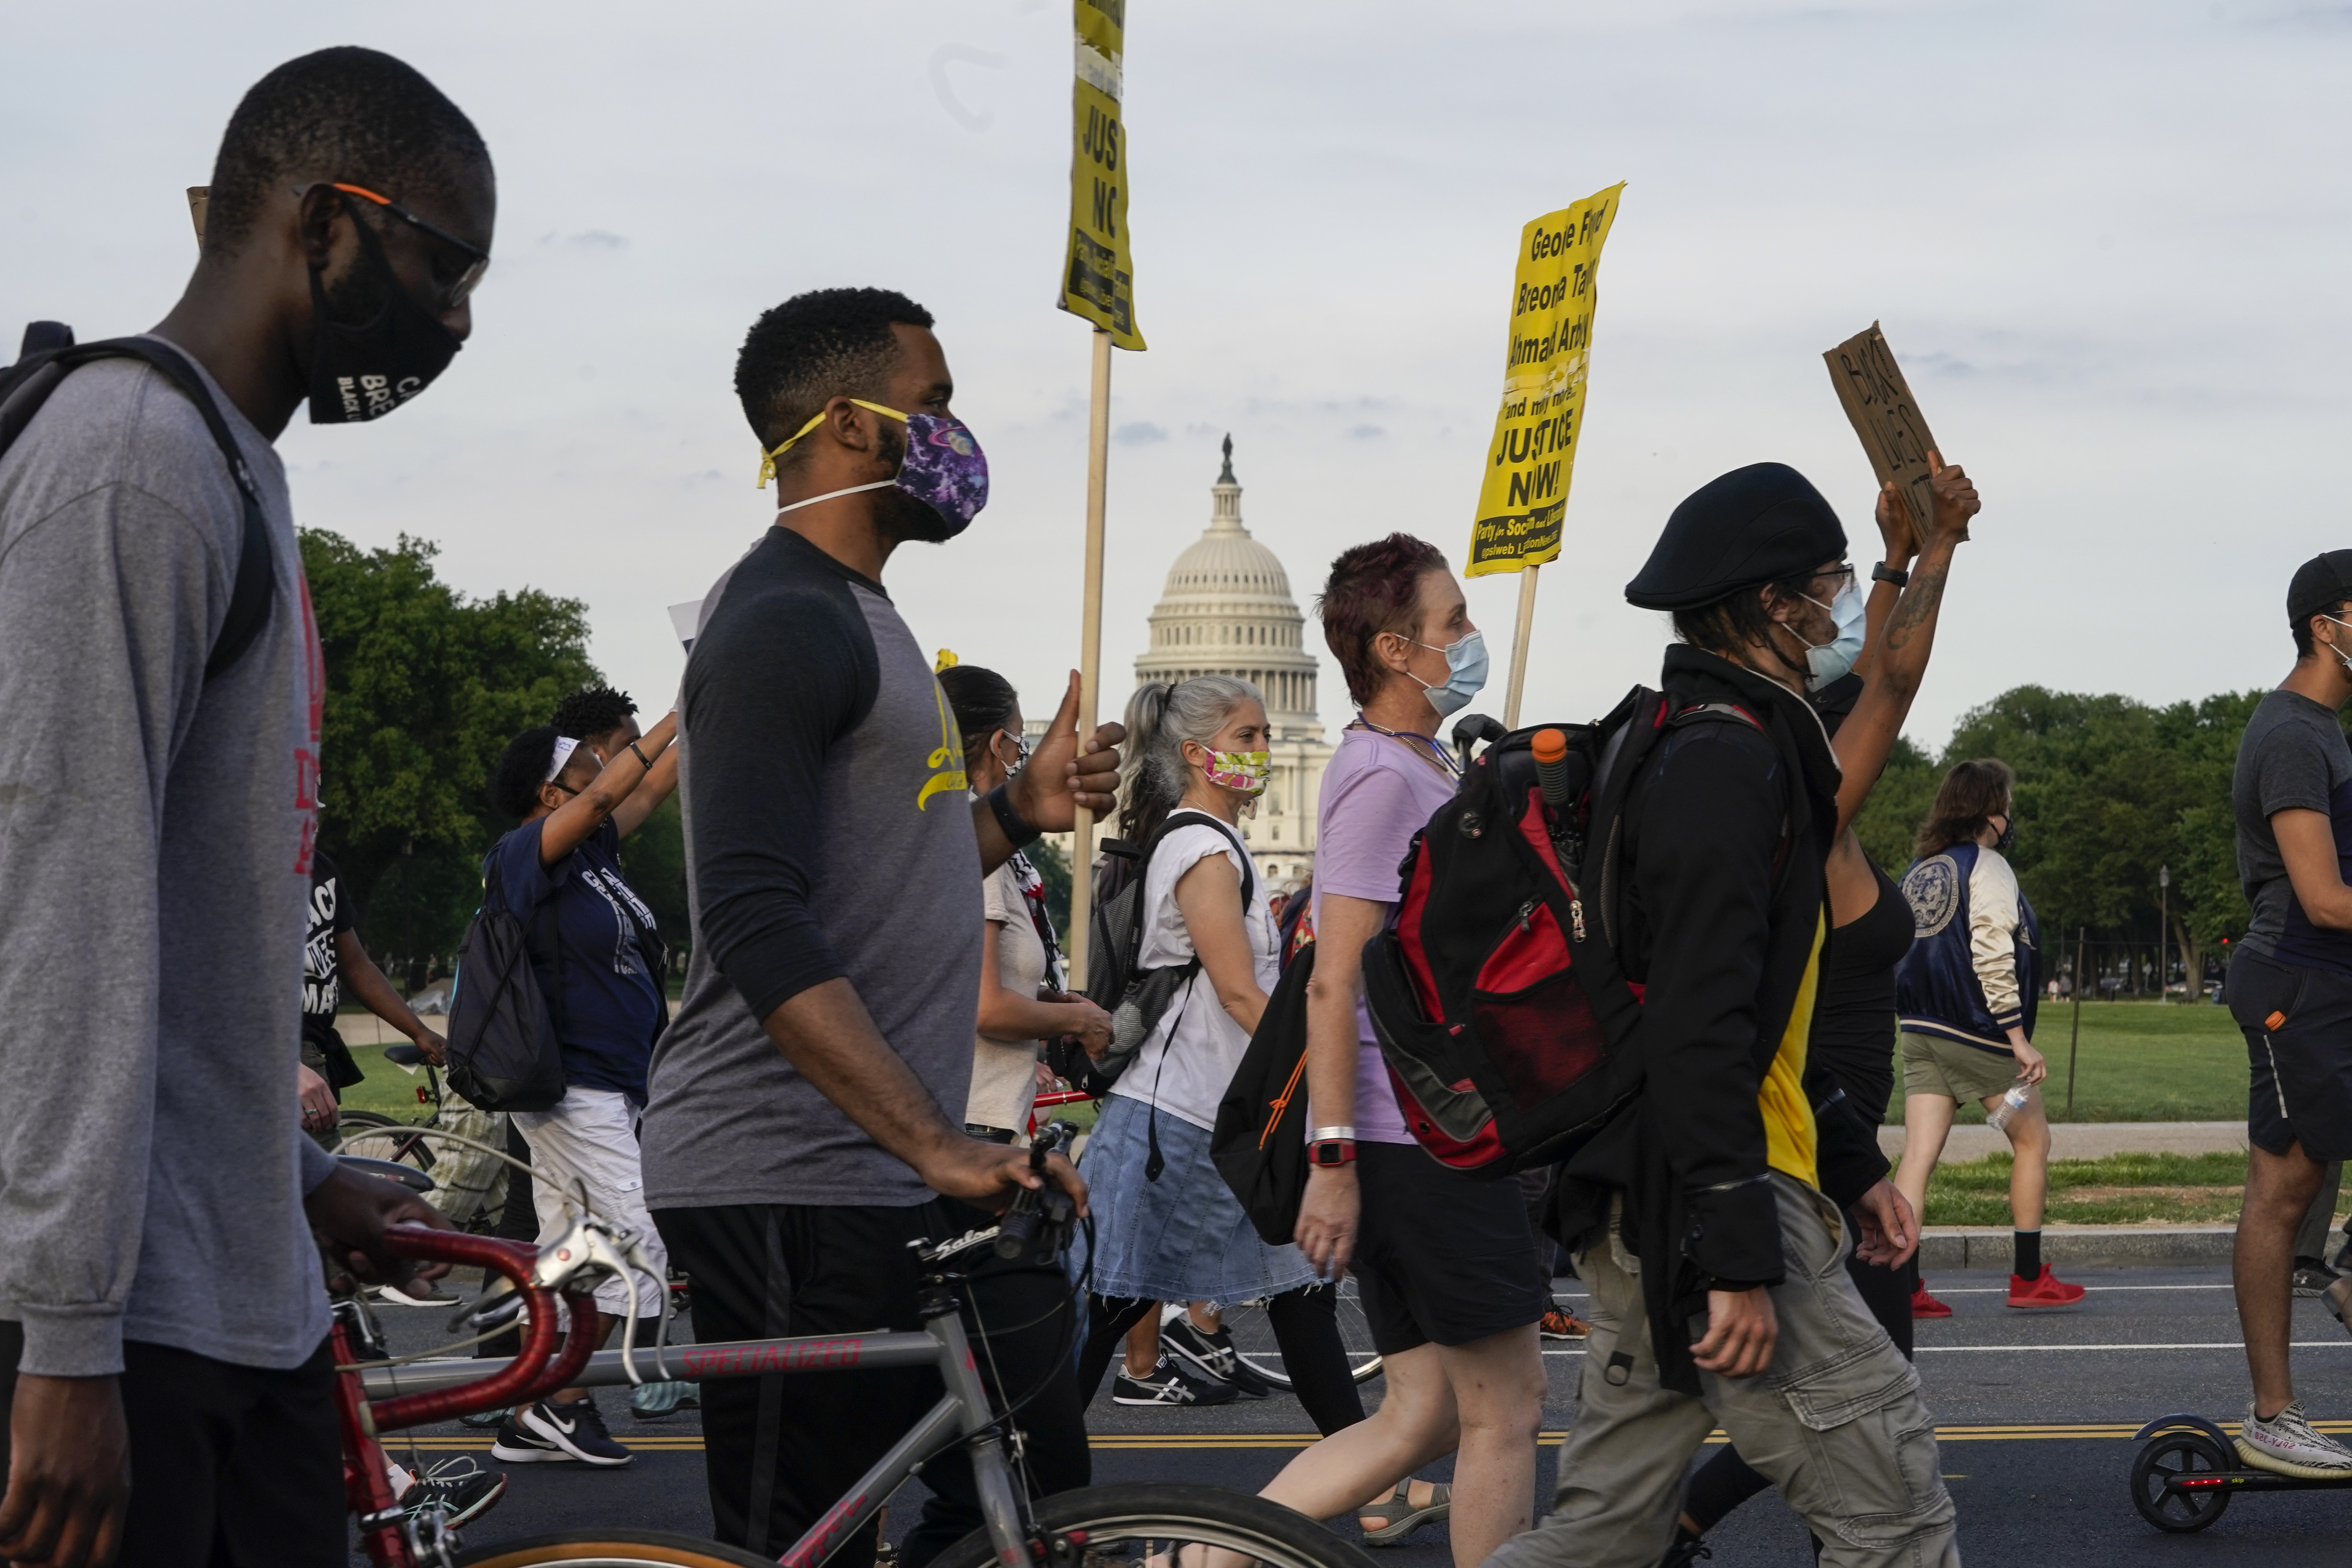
[1109,816,1278,1131]
[966,857,1049,1133]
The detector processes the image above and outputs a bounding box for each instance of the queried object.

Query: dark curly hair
[203,47,489,254]
[734,288,936,464]
[1316,534,1451,706]
[937,665,1020,774]
[1670,570,1820,679]
[490,725,585,820]
[551,686,637,741]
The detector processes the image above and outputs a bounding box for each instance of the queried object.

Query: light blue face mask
[1411,629,1489,717]
[1796,581,1866,690]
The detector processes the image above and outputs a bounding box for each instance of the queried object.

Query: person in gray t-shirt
[2223,548,2352,1478]
[0,49,489,1560]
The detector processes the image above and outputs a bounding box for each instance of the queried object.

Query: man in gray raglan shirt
[642,289,1120,1566]
[0,50,491,1565]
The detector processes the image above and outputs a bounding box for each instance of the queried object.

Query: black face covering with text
[306,200,462,424]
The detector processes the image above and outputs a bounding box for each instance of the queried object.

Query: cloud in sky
[5,0,2350,753]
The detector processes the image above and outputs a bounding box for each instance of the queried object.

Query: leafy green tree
[302,529,600,976]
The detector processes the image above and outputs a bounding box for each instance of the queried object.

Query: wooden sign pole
[1502,565,1541,729]
[1065,327,1114,992]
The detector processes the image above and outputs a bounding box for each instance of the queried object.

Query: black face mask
[1992,815,2017,854]
[306,205,462,424]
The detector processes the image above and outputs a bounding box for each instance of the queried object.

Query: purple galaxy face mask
[758,400,990,538]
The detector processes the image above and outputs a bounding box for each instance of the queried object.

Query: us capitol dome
[1132,436,1332,888]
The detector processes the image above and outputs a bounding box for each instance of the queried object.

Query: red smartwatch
[1309,1126,1357,1167]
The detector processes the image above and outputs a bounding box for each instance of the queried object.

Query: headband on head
[545,736,581,783]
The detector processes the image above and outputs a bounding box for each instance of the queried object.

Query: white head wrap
[545,735,582,782]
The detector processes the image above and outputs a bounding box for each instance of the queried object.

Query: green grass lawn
[1886,1000,2246,1124]
[1923,1149,2264,1226]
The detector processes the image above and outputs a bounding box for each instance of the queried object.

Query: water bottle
[1986,1082,2031,1133]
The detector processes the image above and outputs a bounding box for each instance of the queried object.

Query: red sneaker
[1911,1279,1953,1319]
[2007,1268,2086,1309]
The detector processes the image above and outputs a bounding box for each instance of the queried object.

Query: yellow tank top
[1758,912,1825,1189]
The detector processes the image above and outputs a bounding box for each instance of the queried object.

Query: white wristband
[1309,1126,1357,1142]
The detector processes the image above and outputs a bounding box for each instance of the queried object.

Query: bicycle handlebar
[361,1226,601,1431]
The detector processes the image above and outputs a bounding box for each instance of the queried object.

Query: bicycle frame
[360,1270,1033,1568]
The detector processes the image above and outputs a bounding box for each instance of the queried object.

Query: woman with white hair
[1071,676,1363,1435]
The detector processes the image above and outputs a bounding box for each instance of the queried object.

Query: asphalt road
[369,1264,2352,1566]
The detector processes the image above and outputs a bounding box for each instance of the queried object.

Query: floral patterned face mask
[1202,749,1272,797]
[757,400,990,538]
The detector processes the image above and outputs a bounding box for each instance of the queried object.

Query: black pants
[654,1200,1089,1568]
[0,1325,343,1568]
[1681,1245,1918,1533]
[1078,1284,1365,1436]
[479,1116,539,1361]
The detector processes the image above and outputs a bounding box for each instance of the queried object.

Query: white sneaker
[2238,1400,2352,1478]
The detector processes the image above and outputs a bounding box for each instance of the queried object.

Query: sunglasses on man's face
[297,181,491,310]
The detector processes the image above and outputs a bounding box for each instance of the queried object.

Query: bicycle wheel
[335,1111,437,1170]
[1220,1279,1383,1388]
[930,1484,1375,1568]
[457,1529,774,1568]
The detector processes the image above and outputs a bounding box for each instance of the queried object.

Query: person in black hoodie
[1486,464,1958,1568]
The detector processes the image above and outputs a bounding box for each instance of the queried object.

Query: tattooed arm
[1830,455,1979,836]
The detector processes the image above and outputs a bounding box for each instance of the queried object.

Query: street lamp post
[2159,864,2171,1003]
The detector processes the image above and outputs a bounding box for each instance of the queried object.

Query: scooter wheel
[2131,1431,2233,1532]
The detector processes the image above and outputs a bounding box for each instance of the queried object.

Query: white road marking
[1541,1341,2352,1356]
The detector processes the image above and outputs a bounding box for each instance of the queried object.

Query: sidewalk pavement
[1879,1120,2246,1163]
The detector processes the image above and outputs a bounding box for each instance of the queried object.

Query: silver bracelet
[1309,1125,1358,1142]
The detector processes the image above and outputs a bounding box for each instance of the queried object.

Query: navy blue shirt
[486,817,663,1101]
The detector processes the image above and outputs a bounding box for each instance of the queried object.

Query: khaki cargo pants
[1488,1173,1958,1568]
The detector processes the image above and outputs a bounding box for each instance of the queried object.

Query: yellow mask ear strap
[755,399,910,488]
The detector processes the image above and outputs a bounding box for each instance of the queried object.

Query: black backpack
[0,323,275,679]
[1210,939,1317,1245]
[1361,689,1769,1176]
[1069,809,1258,1095]
[443,859,569,1113]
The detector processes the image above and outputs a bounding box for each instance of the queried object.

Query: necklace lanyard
[1348,717,1462,779]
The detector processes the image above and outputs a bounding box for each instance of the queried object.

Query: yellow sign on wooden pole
[1058,0,1144,349]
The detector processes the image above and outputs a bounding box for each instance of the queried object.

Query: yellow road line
[390,1418,2338,1454]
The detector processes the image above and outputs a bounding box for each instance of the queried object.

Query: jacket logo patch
[1902,853,1961,938]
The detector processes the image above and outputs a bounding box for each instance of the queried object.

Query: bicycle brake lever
[456,1274,525,1336]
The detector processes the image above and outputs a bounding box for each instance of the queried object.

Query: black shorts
[0,1326,343,1568]
[1350,1141,1547,1355]
[2229,947,2352,1161]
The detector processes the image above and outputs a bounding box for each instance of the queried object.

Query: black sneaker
[501,1397,634,1466]
[398,1457,508,1528]
[2294,1260,2340,1299]
[1111,1355,1236,1407]
[1160,1316,1272,1398]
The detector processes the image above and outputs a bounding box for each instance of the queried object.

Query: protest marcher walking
[936,660,1110,1140]
[1891,759,2083,1314]
[642,288,1115,1567]
[1485,464,1953,1568]
[2219,550,2352,1476]
[1071,676,1365,1433]
[0,47,481,1560]
[481,714,680,1467]
[298,844,450,1146]
[1672,461,1979,1559]
[1243,535,1547,1562]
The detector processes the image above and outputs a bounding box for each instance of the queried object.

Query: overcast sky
[7,0,2348,752]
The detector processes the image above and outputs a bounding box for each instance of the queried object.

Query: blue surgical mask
[1797,581,1866,691]
[1411,630,1489,718]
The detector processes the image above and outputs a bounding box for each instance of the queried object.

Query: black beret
[2288,550,2352,627]
[1625,462,1848,611]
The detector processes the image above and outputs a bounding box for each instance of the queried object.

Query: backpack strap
[0,331,276,680]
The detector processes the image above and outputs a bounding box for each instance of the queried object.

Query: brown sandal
[1358,1481,1450,1545]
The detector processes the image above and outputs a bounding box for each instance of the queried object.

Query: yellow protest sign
[1059,0,1144,348]
[1466,184,1623,577]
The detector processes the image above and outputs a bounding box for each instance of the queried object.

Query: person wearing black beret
[1487,462,1961,1568]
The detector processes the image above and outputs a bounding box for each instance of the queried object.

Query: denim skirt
[1069,1093,1319,1305]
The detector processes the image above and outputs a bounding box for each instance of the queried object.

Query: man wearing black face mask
[642,289,1120,1566]
[0,47,489,1565]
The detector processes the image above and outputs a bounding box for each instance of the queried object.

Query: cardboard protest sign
[1058,0,1144,349]
[1466,183,1623,577]
[1823,322,1940,549]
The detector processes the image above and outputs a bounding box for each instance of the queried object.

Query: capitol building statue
[1133,437,1332,888]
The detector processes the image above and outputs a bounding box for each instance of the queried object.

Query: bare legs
[2239,1141,2327,1419]
[1123,1307,1162,1379]
[1993,1085,2049,1232]
[1894,1091,1956,1226]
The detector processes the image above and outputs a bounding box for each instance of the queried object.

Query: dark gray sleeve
[2254,718,2335,821]
[680,558,879,1023]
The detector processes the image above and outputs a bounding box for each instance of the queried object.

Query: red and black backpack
[1360,688,1767,1176]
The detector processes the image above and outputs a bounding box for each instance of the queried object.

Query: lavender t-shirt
[1312,727,1458,1144]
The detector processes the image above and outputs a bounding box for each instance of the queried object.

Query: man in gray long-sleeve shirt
[0,49,492,1566]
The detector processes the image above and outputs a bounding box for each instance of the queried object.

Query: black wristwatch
[984,784,1042,849]
[1871,562,1909,587]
